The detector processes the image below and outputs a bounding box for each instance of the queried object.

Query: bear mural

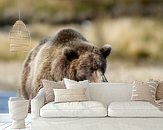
[20,28,112,100]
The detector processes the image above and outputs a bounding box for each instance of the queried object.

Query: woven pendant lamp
[9,12,31,52]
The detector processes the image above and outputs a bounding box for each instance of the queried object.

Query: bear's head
[63,45,112,82]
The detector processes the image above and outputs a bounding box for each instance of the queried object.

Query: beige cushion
[131,80,158,102]
[42,80,65,103]
[157,81,163,100]
[108,101,163,117]
[148,79,163,100]
[40,101,107,117]
[64,78,90,99]
[53,88,88,103]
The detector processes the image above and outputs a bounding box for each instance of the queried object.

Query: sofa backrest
[89,83,133,105]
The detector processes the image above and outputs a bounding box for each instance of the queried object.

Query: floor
[0,114,31,130]
[0,122,31,130]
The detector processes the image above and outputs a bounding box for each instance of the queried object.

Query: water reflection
[0,91,16,113]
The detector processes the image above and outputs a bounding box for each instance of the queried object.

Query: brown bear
[20,28,111,100]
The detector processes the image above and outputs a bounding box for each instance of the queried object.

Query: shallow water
[0,91,16,113]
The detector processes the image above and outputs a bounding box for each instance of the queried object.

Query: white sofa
[31,83,163,130]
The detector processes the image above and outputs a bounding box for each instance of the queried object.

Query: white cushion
[64,78,90,99]
[40,101,107,117]
[108,101,163,117]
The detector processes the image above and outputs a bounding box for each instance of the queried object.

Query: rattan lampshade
[9,20,31,52]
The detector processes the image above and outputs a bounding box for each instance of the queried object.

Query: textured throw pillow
[148,79,163,100]
[42,80,66,103]
[53,88,88,103]
[157,81,163,100]
[64,78,90,99]
[131,80,158,102]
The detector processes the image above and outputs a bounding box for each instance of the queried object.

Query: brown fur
[20,28,112,100]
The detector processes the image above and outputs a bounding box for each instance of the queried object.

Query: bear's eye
[82,66,89,69]
[91,67,97,73]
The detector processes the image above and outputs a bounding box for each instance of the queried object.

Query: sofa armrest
[31,88,45,119]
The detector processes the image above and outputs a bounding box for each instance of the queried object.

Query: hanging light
[9,11,31,52]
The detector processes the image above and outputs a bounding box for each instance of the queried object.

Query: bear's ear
[100,45,112,58]
[64,48,78,61]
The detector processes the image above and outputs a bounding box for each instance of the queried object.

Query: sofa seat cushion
[108,101,163,117]
[40,101,107,117]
